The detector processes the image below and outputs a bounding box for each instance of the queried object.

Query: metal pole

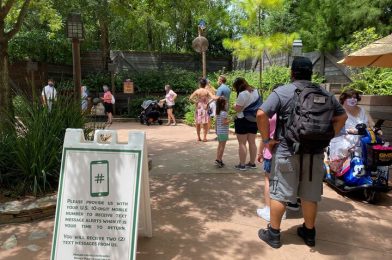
[72,38,81,102]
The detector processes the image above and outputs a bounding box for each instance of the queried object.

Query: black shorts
[104,103,113,113]
[234,117,258,134]
[166,105,175,109]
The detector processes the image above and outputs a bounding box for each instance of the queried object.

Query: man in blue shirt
[214,75,231,109]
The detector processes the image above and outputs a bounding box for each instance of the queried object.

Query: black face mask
[49,83,54,87]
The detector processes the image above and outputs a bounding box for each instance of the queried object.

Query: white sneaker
[256,207,286,222]
[257,207,270,222]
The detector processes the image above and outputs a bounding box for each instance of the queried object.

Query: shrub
[347,68,392,95]
[0,95,92,195]
[81,67,200,94]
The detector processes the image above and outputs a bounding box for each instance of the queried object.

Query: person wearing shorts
[215,97,229,168]
[256,114,288,222]
[256,57,347,248]
[163,85,177,126]
[232,77,260,171]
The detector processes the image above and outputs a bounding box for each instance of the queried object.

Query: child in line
[256,113,285,221]
[215,97,229,168]
[256,112,300,221]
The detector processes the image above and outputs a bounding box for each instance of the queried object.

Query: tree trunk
[99,18,110,71]
[98,0,110,72]
[0,41,11,119]
[147,18,153,51]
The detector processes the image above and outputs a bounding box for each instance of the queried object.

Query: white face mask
[346,98,358,107]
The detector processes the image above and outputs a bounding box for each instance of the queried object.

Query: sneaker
[297,223,316,247]
[245,162,257,169]
[171,123,177,126]
[256,207,270,222]
[234,164,247,171]
[215,160,224,168]
[286,202,300,211]
[256,207,286,222]
[258,224,282,248]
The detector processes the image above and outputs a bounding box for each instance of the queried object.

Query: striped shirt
[216,111,229,135]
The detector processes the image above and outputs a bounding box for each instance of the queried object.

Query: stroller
[139,100,163,126]
[324,120,392,203]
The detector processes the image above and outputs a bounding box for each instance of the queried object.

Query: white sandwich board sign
[51,129,152,260]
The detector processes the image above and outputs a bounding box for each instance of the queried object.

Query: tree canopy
[4,0,392,64]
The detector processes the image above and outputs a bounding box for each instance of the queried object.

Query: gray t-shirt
[260,80,345,156]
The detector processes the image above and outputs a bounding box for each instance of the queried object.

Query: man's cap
[291,57,313,72]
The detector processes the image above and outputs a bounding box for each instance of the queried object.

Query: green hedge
[65,67,201,95]
[347,68,392,95]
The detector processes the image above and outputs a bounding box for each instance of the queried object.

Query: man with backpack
[256,57,347,248]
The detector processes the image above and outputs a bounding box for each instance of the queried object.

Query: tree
[223,0,298,88]
[0,0,32,117]
[295,0,392,52]
[223,0,298,59]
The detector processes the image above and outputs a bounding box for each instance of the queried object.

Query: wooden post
[72,38,81,102]
[320,52,325,76]
[202,51,206,78]
[111,71,115,115]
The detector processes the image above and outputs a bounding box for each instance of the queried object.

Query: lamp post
[108,63,117,115]
[66,12,84,101]
[292,39,303,58]
[192,20,209,78]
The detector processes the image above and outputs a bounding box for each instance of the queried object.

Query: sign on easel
[51,129,152,260]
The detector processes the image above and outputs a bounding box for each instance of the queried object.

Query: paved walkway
[1,122,391,259]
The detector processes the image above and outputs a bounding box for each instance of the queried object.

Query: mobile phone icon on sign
[90,160,109,197]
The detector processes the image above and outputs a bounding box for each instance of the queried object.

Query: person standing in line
[232,77,261,171]
[81,86,89,112]
[256,57,347,248]
[256,113,288,221]
[206,80,217,133]
[101,85,113,125]
[163,85,177,126]
[214,75,231,110]
[215,96,229,168]
[189,78,212,142]
[41,79,57,111]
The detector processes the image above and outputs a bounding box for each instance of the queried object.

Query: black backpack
[281,82,335,181]
[284,82,335,153]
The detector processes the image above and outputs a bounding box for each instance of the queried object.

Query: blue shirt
[216,84,231,102]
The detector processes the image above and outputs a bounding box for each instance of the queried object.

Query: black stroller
[139,100,163,126]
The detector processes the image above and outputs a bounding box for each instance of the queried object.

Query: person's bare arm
[189,90,198,102]
[257,109,270,142]
[332,113,348,136]
[172,91,178,100]
[257,139,265,163]
[233,104,243,112]
[256,109,279,151]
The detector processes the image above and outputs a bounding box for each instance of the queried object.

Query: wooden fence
[81,51,232,74]
[234,51,353,92]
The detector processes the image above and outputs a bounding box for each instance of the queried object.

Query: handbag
[243,90,262,122]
